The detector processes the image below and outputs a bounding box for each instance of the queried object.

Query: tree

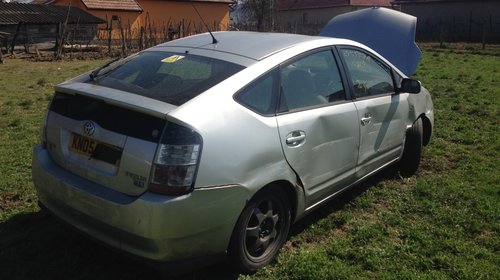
[239,0,275,31]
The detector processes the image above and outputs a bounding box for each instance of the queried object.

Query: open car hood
[320,7,421,77]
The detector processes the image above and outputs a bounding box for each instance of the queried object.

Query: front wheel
[398,118,423,176]
[228,187,291,274]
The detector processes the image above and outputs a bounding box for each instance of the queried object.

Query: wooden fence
[1,15,499,61]
[94,17,225,57]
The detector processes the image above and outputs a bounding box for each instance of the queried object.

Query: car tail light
[149,122,202,195]
[41,96,55,149]
[41,115,48,149]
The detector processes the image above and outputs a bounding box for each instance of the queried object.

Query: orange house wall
[138,0,230,29]
[51,0,230,39]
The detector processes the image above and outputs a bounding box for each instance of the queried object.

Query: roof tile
[81,0,143,12]
[0,2,105,25]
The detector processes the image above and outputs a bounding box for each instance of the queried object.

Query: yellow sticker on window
[161,55,185,63]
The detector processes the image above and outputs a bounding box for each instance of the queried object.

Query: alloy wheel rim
[244,199,282,259]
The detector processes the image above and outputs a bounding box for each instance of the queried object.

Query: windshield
[88,51,244,106]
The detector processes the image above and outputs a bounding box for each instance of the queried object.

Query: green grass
[0,44,499,279]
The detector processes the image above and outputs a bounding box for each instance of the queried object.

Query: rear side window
[89,52,244,106]
[280,49,345,112]
[235,69,279,116]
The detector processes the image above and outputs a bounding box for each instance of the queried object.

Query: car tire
[399,118,423,176]
[228,187,291,274]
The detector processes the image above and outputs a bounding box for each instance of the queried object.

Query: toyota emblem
[83,121,96,136]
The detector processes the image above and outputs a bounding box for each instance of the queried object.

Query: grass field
[0,44,499,279]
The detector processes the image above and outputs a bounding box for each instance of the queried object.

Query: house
[33,0,235,39]
[275,0,395,34]
[0,2,105,50]
[392,0,500,42]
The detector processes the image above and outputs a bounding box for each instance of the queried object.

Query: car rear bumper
[32,145,249,263]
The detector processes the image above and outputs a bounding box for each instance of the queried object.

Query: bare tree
[239,0,275,31]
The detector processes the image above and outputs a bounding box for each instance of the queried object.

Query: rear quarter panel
[169,73,297,193]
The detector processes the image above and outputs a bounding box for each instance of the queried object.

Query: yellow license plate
[69,133,99,157]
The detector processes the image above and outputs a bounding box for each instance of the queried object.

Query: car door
[338,47,409,177]
[275,49,360,207]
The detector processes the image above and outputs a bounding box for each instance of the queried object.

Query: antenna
[191,2,218,44]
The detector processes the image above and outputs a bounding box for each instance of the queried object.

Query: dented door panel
[276,103,359,206]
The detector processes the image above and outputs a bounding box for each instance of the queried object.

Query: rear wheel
[228,187,291,274]
[399,118,423,176]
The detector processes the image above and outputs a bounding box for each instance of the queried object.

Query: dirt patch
[0,192,23,212]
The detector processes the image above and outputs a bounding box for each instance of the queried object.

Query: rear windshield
[88,51,244,106]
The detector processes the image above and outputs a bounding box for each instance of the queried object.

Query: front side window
[89,51,244,106]
[340,48,395,98]
[280,49,345,112]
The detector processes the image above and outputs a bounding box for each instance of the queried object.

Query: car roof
[153,31,322,61]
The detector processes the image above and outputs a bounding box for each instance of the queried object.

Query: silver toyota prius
[32,13,433,274]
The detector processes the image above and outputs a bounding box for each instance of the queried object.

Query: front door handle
[286,131,306,146]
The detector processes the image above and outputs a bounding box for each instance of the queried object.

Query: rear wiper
[89,57,121,81]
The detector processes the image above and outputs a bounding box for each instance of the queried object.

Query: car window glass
[90,52,244,106]
[235,70,278,115]
[340,49,394,98]
[280,50,345,111]
[157,58,212,79]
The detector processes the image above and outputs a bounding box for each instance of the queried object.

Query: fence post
[166,18,171,41]
[127,19,132,50]
[35,46,41,61]
[54,22,60,55]
[24,23,30,54]
[55,21,68,60]
[118,16,127,57]
[139,26,144,50]
[482,21,486,50]
[439,18,445,48]
[107,17,112,54]
[55,3,72,60]
[10,22,23,54]
[69,17,81,59]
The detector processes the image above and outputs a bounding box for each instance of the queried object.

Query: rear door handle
[286,131,306,146]
[360,113,372,126]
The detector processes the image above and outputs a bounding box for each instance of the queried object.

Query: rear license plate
[69,133,122,165]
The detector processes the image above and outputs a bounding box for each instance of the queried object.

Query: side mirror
[399,78,421,94]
